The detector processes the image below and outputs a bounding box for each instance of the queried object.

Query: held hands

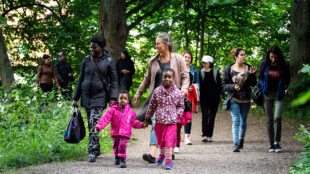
[187,119,191,123]
[94,127,99,133]
[182,91,187,97]
[133,96,139,106]
[249,66,257,74]
[142,119,149,128]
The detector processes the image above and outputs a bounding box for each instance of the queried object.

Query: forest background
[0,0,309,173]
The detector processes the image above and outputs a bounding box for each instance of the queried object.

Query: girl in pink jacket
[95,91,144,168]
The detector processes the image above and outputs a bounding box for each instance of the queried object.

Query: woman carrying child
[95,90,144,168]
[143,68,185,170]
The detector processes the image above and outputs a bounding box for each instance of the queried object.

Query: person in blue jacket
[259,46,290,153]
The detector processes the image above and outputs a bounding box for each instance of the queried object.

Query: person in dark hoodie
[72,35,118,163]
[116,50,135,92]
[54,52,74,100]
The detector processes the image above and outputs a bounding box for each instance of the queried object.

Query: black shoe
[274,143,282,153]
[239,139,244,149]
[172,154,175,160]
[114,157,120,165]
[143,153,156,163]
[119,158,127,168]
[269,145,275,152]
[233,144,240,152]
[88,154,96,162]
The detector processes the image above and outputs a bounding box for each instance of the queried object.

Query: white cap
[201,55,213,63]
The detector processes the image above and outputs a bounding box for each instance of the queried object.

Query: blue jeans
[149,115,157,146]
[230,99,250,145]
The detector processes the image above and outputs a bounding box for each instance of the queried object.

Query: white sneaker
[174,147,180,153]
[184,137,192,145]
[202,136,208,142]
[207,137,213,142]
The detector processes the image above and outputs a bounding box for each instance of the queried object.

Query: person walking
[259,46,290,153]
[116,50,135,91]
[133,32,189,163]
[95,91,145,168]
[143,68,185,170]
[199,55,222,143]
[54,52,74,100]
[222,48,257,152]
[72,35,118,162]
[36,54,60,92]
[182,50,199,145]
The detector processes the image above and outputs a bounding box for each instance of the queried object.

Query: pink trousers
[155,123,177,149]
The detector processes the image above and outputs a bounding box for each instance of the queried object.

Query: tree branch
[2,3,63,24]
[128,0,168,30]
[126,0,151,18]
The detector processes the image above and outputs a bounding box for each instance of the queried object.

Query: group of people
[36,52,74,100]
[38,32,290,170]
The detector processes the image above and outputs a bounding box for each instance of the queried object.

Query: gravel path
[16,110,304,174]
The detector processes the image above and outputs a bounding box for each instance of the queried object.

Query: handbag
[222,92,234,111]
[64,107,86,143]
[252,84,263,106]
[90,56,110,102]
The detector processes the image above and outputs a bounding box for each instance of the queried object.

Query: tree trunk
[99,0,128,61]
[198,0,206,63]
[0,29,14,90]
[289,0,310,99]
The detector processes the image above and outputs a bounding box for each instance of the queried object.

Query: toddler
[95,90,144,168]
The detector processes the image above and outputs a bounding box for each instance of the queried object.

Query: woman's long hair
[260,46,288,78]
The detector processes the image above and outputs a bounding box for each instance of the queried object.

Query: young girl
[95,91,144,168]
[143,68,185,170]
[175,98,192,153]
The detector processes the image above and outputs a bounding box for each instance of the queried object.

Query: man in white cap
[199,55,222,143]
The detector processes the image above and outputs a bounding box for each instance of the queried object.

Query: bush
[290,125,310,174]
[0,75,113,171]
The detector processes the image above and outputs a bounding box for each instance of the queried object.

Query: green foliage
[0,75,113,171]
[0,16,6,25]
[290,125,310,174]
[291,65,310,106]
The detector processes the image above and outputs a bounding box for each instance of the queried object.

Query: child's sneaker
[156,154,165,166]
[119,157,127,168]
[165,160,173,170]
[174,147,180,153]
[114,157,120,165]
[184,136,192,145]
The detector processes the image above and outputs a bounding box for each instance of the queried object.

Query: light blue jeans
[230,99,250,145]
[149,114,157,146]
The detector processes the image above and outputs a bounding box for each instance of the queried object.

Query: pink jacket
[96,103,142,139]
[178,112,192,125]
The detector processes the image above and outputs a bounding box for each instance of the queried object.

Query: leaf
[300,65,310,74]
[291,88,310,106]
[0,16,6,25]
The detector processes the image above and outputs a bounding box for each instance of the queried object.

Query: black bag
[64,108,86,143]
[252,84,263,106]
[222,93,234,111]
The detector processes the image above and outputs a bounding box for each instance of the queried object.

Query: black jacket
[73,50,118,109]
[222,63,257,101]
[116,58,135,87]
[199,68,222,107]
[54,60,73,86]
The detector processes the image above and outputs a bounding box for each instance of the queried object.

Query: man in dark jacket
[72,35,118,162]
[54,52,74,100]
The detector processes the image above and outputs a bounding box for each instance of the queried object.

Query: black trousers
[201,104,218,137]
[40,83,53,93]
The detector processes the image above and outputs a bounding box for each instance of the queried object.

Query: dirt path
[16,110,304,174]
